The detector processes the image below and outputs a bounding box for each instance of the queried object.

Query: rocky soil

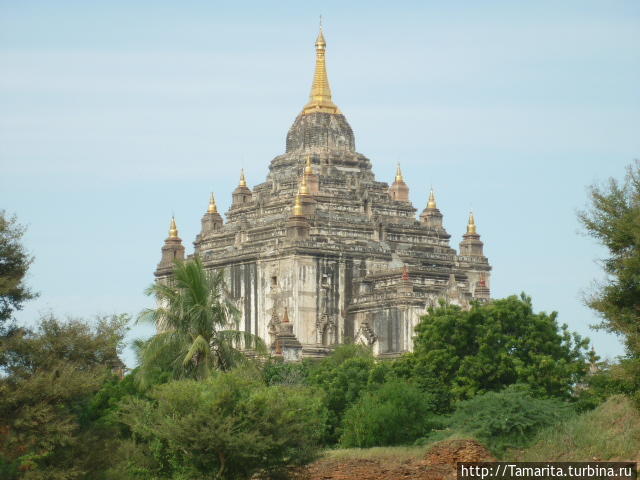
[296,439,495,480]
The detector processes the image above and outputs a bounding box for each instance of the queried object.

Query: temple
[155,27,492,359]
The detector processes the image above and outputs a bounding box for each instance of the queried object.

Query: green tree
[115,370,327,480]
[0,314,129,479]
[578,161,640,356]
[411,294,590,401]
[340,380,440,448]
[137,258,265,386]
[0,211,37,330]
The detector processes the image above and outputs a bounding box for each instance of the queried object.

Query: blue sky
[1,1,638,366]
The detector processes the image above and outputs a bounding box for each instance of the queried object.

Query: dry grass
[508,395,640,461]
[322,445,428,463]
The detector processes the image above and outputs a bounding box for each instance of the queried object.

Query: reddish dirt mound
[423,439,495,466]
[299,440,495,480]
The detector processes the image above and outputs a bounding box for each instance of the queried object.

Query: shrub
[445,385,573,455]
[117,368,327,479]
[339,380,440,448]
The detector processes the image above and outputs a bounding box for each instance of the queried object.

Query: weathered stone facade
[155,29,491,359]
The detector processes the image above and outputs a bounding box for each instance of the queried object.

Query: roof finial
[395,163,404,183]
[467,211,477,234]
[305,155,314,175]
[302,20,340,115]
[427,188,437,209]
[299,174,310,196]
[239,169,247,187]
[169,216,179,238]
[208,193,218,214]
[292,192,305,217]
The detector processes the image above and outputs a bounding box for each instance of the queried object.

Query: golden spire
[282,306,290,323]
[427,188,437,209]
[304,155,314,175]
[168,216,179,238]
[239,169,247,188]
[467,211,477,235]
[299,174,310,196]
[302,24,341,115]
[207,193,218,214]
[292,192,305,216]
[395,163,404,183]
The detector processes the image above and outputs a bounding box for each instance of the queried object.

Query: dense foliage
[439,385,574,455]
[0,211,37,330]
[340,380,440,448]
[0,315,129,479]
[113,370,327,480]
[408,294,590,401]
[305,344,376,442]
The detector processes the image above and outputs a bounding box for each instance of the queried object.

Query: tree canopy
[115,370,327,480]
[0,211,37,330]
[579,160,640,356]
[0,314,129,479]
[409,294,590,400]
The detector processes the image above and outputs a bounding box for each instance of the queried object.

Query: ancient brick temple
[155,28,491,359]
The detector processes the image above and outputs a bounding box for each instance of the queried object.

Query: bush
[116,368,328,479]
[339,380,441,448]
[444,385,573,455]
[262,359,309,386]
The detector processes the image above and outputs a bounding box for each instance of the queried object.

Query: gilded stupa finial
[168,216,179,238]
[292,192,305,217]
[427,188,437,209]
[239,169,247,188]
[304,155,314,175]
[467,211,477,235]
[302,22,341,115]
[299,174,310,196]
[395,163,404,183]
[207,193,218,214]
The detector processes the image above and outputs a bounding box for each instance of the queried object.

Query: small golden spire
[427,189,437,209]
[302,24,341,115]
[282,306,290,323]
[395,163,404,183]
[239,169,247,188]
[207,193,218,214]
[299,174,310,196]
[304,155,314,175]
[168,216,179,238]
[467,211,477,235]
[292,192,305,217]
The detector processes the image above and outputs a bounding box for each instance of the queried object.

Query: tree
[411,294,590,401]
[578,160,640,356]
[137,257,265,387]
[0,314,129,479]
[0,211,37,330]
[115,370,328,480]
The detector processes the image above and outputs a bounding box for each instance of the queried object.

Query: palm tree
[136,257,265,386]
